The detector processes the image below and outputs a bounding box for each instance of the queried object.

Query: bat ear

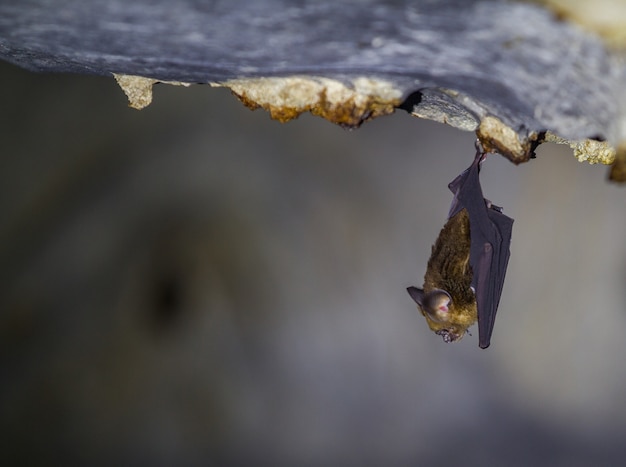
[407,286,425,306]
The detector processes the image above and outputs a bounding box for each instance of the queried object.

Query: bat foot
[474,139,488,164]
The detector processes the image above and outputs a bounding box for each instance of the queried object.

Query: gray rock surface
[1,0,624,162]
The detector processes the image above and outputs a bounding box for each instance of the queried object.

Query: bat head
[407,286,475,344]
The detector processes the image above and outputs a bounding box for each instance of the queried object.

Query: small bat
[407,142,513,348]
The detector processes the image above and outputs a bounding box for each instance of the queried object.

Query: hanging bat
[407,141,513,348]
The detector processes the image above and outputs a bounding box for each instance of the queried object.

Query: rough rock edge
[113,73,618,171]
[113,74,190,110]
[544,133,616,165]
[210,76,403,128]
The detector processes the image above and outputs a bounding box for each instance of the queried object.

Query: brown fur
[421,209,477,337]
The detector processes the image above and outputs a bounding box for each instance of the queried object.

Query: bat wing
[448,148,514,348]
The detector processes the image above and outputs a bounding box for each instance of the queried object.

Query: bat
[407,141,513,348]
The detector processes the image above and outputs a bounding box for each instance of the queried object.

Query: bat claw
[474,139,488,164]
[474,139,483,154]
[485,199,503,212]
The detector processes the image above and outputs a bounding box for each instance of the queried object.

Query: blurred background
[1,59,625,466]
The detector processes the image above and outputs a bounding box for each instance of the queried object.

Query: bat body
[407,143,513,348]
